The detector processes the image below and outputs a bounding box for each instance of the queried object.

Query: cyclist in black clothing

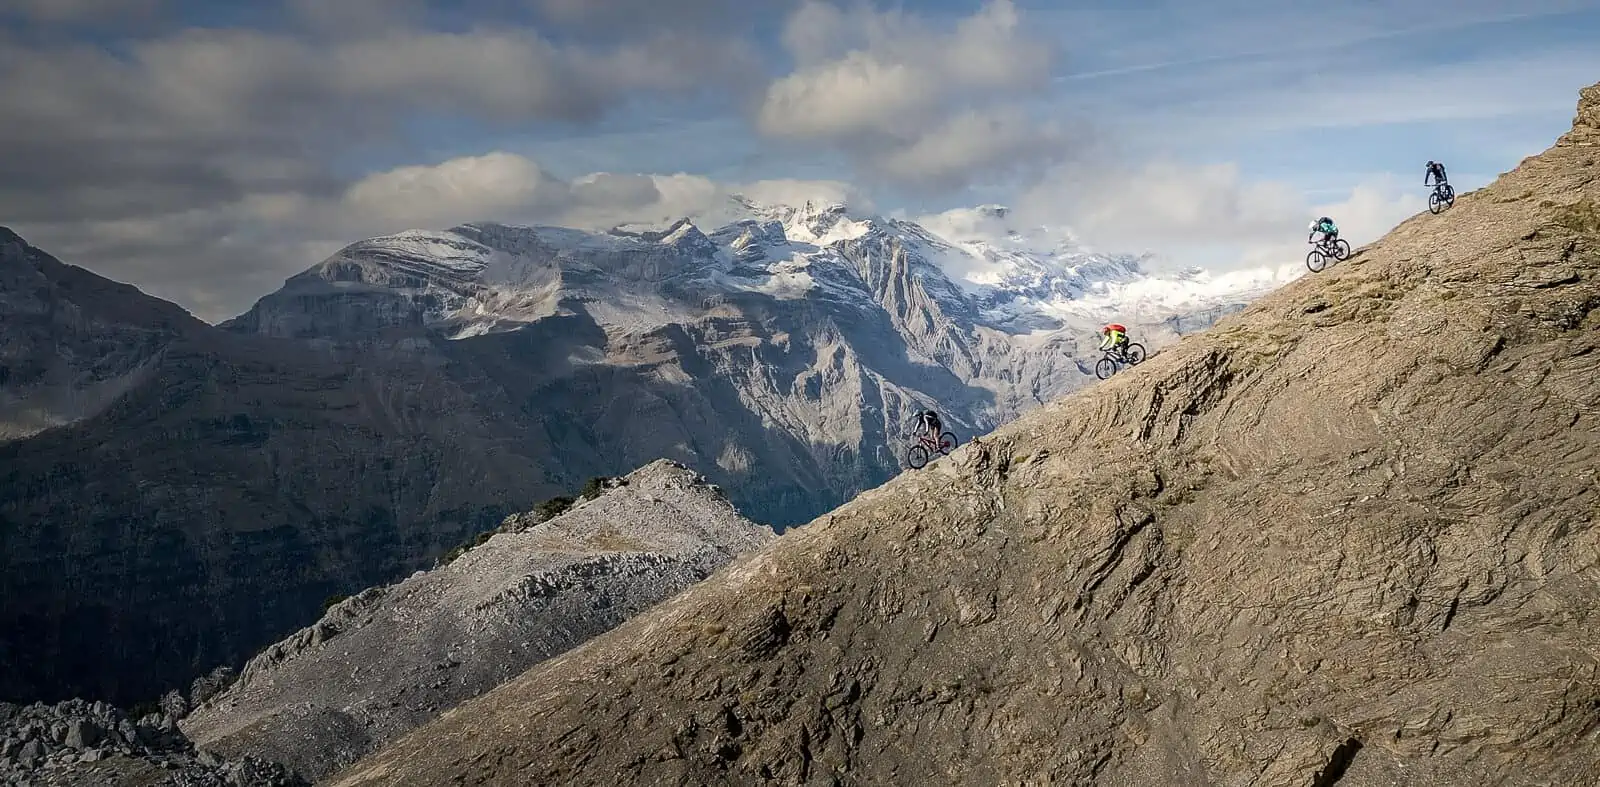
[1425,160,1448,188]
[911,409,942,443]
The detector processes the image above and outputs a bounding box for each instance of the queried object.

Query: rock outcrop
[0,698,302,786]
[330,82,1600,786]
[179,460,772,783]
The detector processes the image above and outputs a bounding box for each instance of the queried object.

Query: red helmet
[1104,323,1127,333]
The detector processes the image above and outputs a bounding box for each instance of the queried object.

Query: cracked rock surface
[330,83,1600,786]
[179,460,772,783]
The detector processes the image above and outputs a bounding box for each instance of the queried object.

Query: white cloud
[875,108,1069,188]
[756,0,1062,189]
[9,151,875,323]
[337,155,874,236]
[341,153,572,228]
[1017,159,1424,272]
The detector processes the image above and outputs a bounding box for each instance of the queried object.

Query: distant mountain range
[0,197,1272,706]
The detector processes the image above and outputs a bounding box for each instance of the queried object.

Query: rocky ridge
[329,82,1600,786]
[177,459,773,783]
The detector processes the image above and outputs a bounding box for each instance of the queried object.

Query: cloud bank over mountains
[2,0,1593,321]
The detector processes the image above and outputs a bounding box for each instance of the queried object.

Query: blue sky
[510,0,1600,209]
[2,0,1597,320]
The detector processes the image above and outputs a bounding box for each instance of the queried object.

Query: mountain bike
[1094,342,1146,380]
[906,429,958,469]
[1305,236,1352,273]
[1427,183,1455,215]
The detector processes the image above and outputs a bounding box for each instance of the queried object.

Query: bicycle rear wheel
[1332,239,1352,260]
[1124,343,1146,364]
[937,431,957,454]
[1095,357,1117,379]
[1306,250,1326,273]
[907,444,929,469]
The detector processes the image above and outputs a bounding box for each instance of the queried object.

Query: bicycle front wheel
[1124,343,1147,364]
[1429,192,1444,215]
[907,445,930,469]
[1095,357,1117,379]
[1306,250,1326,273]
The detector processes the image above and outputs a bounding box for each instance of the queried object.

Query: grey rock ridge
[330,83,1600,786]
[2,195,1238,705]
[179,460,773,783]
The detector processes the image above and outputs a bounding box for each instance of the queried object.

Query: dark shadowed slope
[332,83,1600,787]
[0,228,203,441]
[0,238,559,705]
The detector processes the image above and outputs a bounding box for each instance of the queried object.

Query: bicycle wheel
[1124,343,1147,364]
[937,431,957,454]
[907,444,929,469]
[1332,239,1352,260]
[1095,357,1117,379]
[1306,250,1326,273]
[1442,184,1455,204]
[1429,192,1444,215]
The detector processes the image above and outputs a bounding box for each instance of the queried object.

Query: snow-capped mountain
[224,196,1273,528]
[232,197,1272,345]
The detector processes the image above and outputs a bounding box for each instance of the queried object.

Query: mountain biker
[1425,160,1448,189]
[910,409,942,444]
[1098,323,1130,356]
[1309,216,1339,246]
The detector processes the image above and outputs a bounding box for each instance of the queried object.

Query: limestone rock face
[1559,82,1600,145]
[330,82,1600,787]
[179,460,772,783]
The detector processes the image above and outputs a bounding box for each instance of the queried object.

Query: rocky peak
[0,226,27,255]
[328,80,1600,787]
[1,227,202,440]
[1560,82,1600,145]
[708,219,790,265]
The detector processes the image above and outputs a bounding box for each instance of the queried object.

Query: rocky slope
[0,698,302,786]
[178,460,772,783]
[330,83,1600,786]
